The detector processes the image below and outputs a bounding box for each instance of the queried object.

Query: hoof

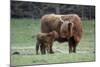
[50,51,54,54]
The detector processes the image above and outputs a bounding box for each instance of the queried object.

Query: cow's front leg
[73,43,77,53]
[68,37,78,53]
[68,42,73,53]
[68,37,75,53]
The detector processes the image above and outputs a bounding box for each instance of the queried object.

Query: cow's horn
[60,17,64,23]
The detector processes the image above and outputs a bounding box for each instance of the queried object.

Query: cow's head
[59,16,74,38]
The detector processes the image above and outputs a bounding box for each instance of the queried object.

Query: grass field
[10,18,95,66]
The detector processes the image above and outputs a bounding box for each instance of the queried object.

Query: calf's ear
[53,31,59,38]
[47,32,52,37]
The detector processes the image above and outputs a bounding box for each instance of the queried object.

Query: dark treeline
[11,1,95,20]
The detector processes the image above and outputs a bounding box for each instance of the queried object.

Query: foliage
[11,1,95,19]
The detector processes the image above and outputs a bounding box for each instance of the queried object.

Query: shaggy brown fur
[36,31,58,55]
[41,14,83,53]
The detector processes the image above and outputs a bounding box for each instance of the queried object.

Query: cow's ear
[68,22,73,37]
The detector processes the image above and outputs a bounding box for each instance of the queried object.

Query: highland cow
[41,14,83,53]
[36,31,58,55]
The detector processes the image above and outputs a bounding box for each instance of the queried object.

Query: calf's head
[37,31,58,43]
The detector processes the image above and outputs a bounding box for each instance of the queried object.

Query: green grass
[11,53,95,66]
[11,18,40,46]
[10,18,95,66]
